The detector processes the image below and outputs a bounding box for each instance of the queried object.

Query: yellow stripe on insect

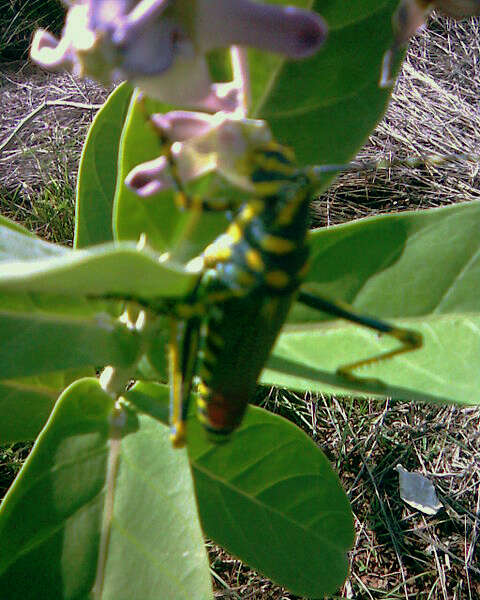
[255,156,296,177]
[266,270,290,289]
[245,248,265,272]
[203,234,233,267]
[253,180,284,196]
[196,383,210,418]
[255,142,296,171]
[197,411,208,426]
[260,234,295,254]
[226,222,243,243]
[239,200,263,224]
[197,381,209,397]
[276,190,305,225]
[196,396,207,413]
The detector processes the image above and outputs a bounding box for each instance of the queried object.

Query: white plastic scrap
[395,464,442,515]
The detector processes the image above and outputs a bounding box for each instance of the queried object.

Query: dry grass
[0,9,479,600]
[0,63,109,243]
[249,392,480,600]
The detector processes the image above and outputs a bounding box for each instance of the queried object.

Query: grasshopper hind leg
[297,290,423,384]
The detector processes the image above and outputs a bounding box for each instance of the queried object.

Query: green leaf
[75,82,133,249]
[304,201,480,318]
[125,383,353,597]
[249,0,398,168]
[0,379,213,600]
[264,201,480,405]
[0,215,36,237]
[188,405,353,597]
[0,295,140,379]
[0,218,66,262]
[0,369,93,443]
[125,381,170,425]
[0,241,198,298]
[114,92,227,260]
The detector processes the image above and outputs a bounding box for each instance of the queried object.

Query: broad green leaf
[0,379,213,600]
[0,218,66,262]
[0,215,35,237]
[114,92,227,260]
[0,290,121,318]
[250,0,398,168]
[0,296,140,379]
[265,315,480,405]
[264,201,480,404]
[126,383,353,597]
[189,405,353,597]
[0,369,93,443]
[0,241,198,298]
[304,201,480,318]
[75,82,133,249]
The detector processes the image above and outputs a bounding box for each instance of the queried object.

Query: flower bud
[125,111,272,196]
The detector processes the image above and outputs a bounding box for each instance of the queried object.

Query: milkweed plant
[0,1,479,598]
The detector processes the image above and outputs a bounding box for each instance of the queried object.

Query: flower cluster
[31,1,327,200]
[31,0,327,112]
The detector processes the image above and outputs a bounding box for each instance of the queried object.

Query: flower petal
[126,110,273,197]
[125,155,173,196]
[195,0,327,58]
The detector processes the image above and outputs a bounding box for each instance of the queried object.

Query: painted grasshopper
[127,113,423,447]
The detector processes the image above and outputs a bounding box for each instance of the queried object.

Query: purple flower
[125,110,273,196]
[31,0,327,111]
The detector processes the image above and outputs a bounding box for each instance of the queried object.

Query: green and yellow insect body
[155,128,422,447]
[190,144,313,439]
